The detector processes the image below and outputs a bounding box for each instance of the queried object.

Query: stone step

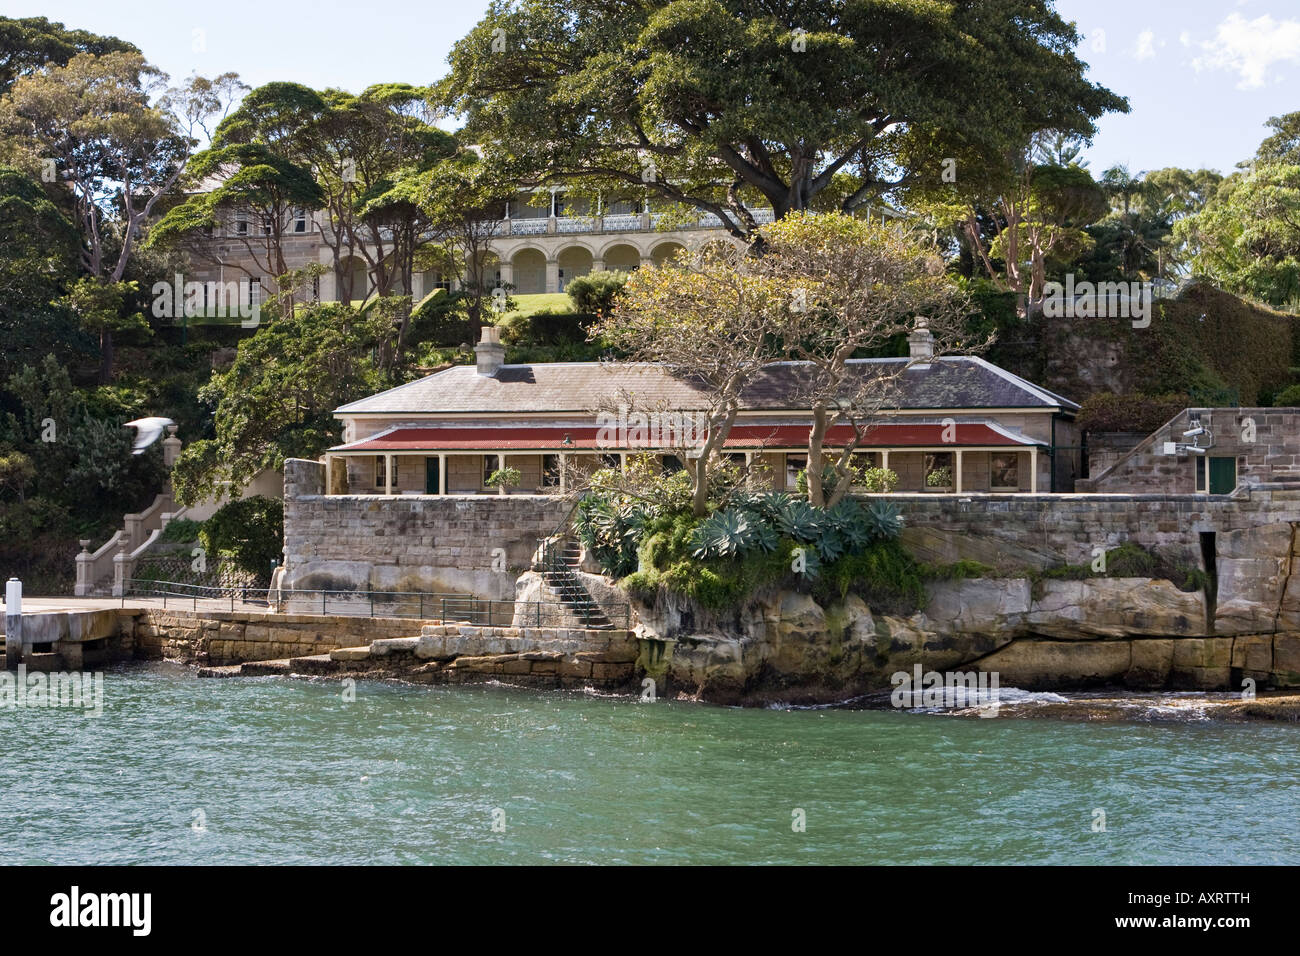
[330,645,372,662]
[368,637,421,656]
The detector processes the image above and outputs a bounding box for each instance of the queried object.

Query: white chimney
[475,324,505,376]
[908,318,934,364]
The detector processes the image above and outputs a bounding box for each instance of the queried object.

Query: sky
[2,0,1298,176]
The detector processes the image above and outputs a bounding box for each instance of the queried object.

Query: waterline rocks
[626,566,1300,704]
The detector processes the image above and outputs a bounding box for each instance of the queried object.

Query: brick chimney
[475,324,505,376]
[908,318,934,364]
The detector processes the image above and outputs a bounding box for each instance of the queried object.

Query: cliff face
[627,521,1300,705]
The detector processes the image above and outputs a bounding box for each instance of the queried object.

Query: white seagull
[123,417,175,455]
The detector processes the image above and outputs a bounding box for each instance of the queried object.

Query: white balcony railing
[557,216,596,233]
[510,218,549,235]
[493,208,775,238]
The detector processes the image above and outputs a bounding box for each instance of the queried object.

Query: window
[482,454,500,486]
[541,454,562,488]
[375,457,386,488]
[662,454,685,476]
[925,452,954,490]
[1195,456,1206,493]
[990,453,1020,490]
[785,454,807,491]
[249,277,262,309]
[849,452,877,484]
[293,208,307,233]
[235,214,249,236]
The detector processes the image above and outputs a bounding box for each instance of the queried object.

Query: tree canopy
[440,0,1127,241]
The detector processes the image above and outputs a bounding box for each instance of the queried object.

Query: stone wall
[282,458,572,600]
[127,608,430,664]
[892,487,1300,567]
[1079,408,1300,494]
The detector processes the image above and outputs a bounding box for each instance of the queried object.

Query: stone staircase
[538,537,615,629]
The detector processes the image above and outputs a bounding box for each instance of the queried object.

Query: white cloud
[1135,30,1156,60]
[1193,12,1300,88]
[1179,30,1192,48]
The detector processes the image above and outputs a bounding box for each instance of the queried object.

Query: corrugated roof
[330,422,1042,452]
[335,357,1078,416]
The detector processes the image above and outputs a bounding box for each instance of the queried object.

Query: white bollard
[4,577,20,669]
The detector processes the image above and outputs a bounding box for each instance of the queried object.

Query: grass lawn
[499,292,572,318]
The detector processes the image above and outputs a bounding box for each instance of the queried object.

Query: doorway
[1209,456,1236,495]
[425,457,440,495]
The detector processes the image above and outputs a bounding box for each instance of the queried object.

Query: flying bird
[123,417,175,455]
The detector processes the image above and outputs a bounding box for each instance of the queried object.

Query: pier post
[4,578,21,670]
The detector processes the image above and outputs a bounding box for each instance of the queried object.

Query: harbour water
[2,663,1296,865]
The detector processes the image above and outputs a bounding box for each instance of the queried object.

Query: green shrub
[817,539,927,614]
[1274,383,1300,407]
[160,517,202,543]
[199,496,283,579]
[923,559,997,581]
[566,270,628,317]
[1076,391,1189,433]
[485,466,522,490]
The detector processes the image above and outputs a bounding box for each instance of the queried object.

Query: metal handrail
[119,579,629,629]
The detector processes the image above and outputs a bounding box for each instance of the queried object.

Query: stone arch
[557,245,594,291]
[650,240,688,267]
[337,254,370,303]
[467,250,502,292]
[599,242,642,272]
[510,247,548,294]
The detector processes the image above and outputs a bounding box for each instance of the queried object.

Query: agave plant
[691,508,757,560]
[864,500,904,541]
[815,526,846,562]
[574,496,647,577]
[771,497,823,541]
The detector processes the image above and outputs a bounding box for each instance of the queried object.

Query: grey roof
[334,356,1078,416]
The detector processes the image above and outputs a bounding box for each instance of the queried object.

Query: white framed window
[541,454,561,488]
[785,454,807,491]
[925,452,954,491]
[375,457,386,487]
[482,454,500,486]
[293,207,307,233]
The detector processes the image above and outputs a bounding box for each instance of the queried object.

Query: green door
[1208,456,1236,494]
[425,457,440,495]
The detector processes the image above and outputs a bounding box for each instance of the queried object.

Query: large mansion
[185,191,774,302]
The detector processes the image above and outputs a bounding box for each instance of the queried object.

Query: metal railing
[120,579,630,629]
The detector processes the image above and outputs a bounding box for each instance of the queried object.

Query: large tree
[0,15,136,95]
[0,51,238,378]
[439,0,1126,242]
[593,242,791,516]
[170,302,403,505]
[757,212,977,506]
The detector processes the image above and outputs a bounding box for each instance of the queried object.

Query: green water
[1,664,1297,865]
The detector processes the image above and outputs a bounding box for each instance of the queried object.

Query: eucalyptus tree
[0,50,237,378]
[592,242,791,517]
[756,212,978,507]
[0,15,136,94]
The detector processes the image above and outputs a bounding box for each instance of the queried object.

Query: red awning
[332,422,1038,452]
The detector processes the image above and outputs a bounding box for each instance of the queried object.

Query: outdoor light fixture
[1163,415,1213,456]
[562,434,573,447]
